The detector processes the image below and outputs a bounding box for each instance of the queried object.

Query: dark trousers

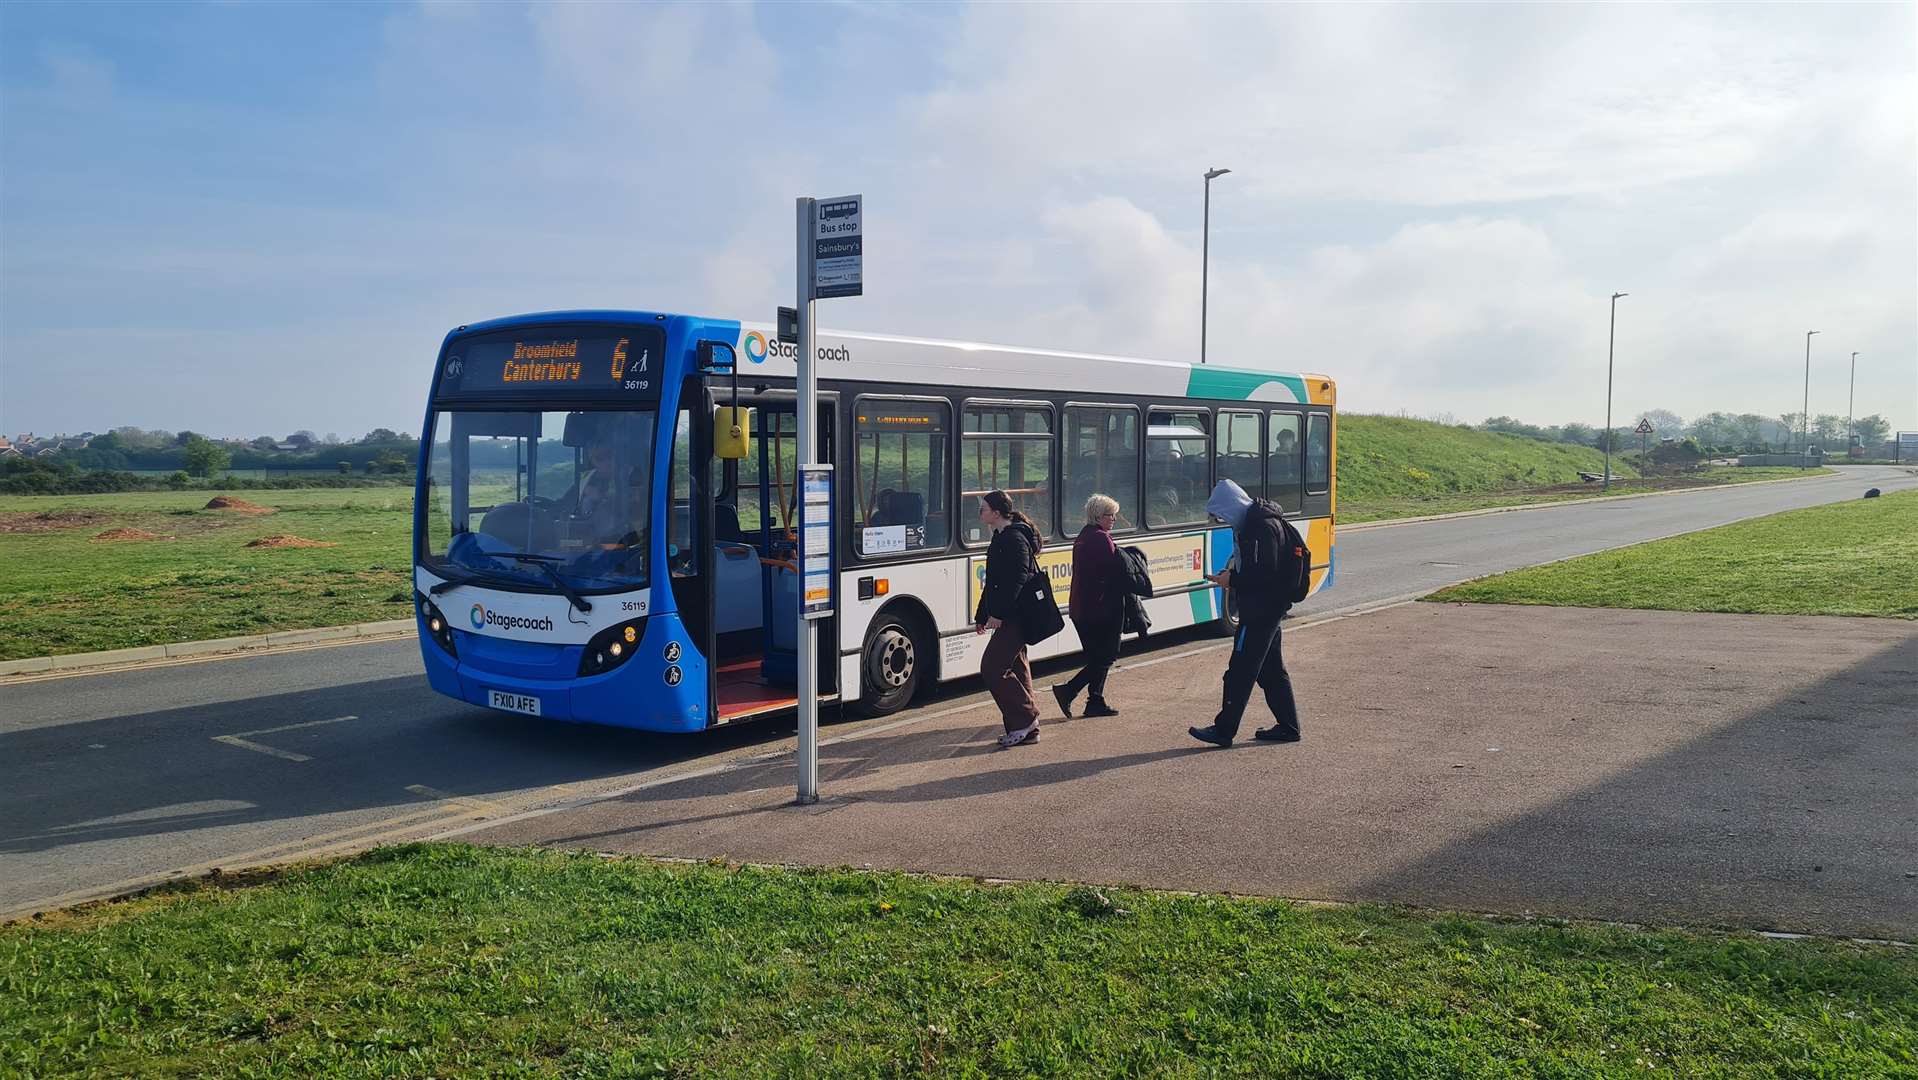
[1061,614,1120,703]
[1213,612,1300,740]
[981,621,1040,733]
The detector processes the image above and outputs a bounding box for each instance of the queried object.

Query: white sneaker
[997,723,1039,748]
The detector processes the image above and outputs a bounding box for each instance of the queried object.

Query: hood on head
[1206,480,1254,528]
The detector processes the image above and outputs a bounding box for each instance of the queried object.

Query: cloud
[1,2,1912,437]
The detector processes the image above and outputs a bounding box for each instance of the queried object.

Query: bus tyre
[1217,588,1242,637]
[853,612,927,717]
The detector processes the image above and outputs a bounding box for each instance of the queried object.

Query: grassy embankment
[4,845,1912,1078]
[1429,489,1918,617]
[0,489,413,661]
[1335,414,1826,523]
[0,421,1840,660]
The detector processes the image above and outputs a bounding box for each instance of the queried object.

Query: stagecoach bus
[412,310,1335,731]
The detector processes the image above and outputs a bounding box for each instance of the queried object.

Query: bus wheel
[854,612,925,717]
[1217,588,1242,637]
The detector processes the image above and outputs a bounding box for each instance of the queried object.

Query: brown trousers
[980,620,1040,733]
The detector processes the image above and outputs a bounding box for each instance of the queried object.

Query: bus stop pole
[795,197,820,805]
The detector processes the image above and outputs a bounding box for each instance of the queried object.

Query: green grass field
[1428,490,1918,617]
[1339,466,1826,523]
[4,845,1911,1078]
[1335,415,1635,502]
[0,489,414,660]
[0,420,1842,660]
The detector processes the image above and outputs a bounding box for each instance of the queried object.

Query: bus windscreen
[435,327,667,402]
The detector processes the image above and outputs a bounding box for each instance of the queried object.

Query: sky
[2,1,1913,441]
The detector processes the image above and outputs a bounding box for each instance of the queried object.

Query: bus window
[1216,410,1262,502]
[1062,406,1139,533]
[961,403,1054,542]
[854,397,949,556]
[668,408,696,575]
[1267,411,1302,513]
[1145,408,1209,528]
[1305,412,1331,495]
[419,408,655,591]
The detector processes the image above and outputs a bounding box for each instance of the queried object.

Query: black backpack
[1276,513,1312,605]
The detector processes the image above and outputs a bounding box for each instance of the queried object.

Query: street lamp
[1802,330,1819,463]
[1848,351,1859,450]
[1603,292,1627,492]
[1200,166,1231,365]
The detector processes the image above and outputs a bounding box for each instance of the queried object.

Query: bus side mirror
[714,406,752,460]
[697,340,737,372]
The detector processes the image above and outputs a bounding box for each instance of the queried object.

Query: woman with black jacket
[973,489,1043,747]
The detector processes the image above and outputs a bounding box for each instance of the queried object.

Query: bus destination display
[437,327,667,400]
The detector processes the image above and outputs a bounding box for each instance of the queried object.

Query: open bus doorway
[702,393,836,724]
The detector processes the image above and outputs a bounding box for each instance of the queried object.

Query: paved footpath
[467,603,1918,940]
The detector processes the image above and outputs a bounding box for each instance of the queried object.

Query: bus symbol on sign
[1634,419,1655,434]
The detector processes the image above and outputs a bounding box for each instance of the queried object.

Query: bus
[412,310,1336,732]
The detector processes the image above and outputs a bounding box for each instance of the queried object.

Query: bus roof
[446,310,1335,408]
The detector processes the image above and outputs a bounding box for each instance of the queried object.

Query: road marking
[210,715,358,762]
[405,784,511,817]
[210,736,311,762]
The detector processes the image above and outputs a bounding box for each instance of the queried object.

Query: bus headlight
[416,592,457,659]
[579,619,648,676]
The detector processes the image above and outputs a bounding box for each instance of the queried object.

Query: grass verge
[1340,466,1830,524]
[0,489,413,660]
[4,845,1913,1078]
[1427,489,1918,617]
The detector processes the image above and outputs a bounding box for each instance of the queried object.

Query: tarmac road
[3,464,1911,921]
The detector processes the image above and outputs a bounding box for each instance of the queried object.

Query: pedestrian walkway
[467,604,1918,939]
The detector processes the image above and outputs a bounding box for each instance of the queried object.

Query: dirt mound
[91,527,171,542]
[245,534,338,549]
[0,509,113,534]
[205,496,275,514]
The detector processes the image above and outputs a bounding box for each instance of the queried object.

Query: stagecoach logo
[742,330,849,366]
[468,602,554,634]
[443,356,463,380]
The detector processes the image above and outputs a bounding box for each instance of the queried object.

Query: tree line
[47,427,420,478]
[1478,410,1894,454]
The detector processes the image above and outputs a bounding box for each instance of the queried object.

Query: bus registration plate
[487,690,541,716]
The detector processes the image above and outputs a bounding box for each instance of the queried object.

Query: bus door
[707,395,837,722]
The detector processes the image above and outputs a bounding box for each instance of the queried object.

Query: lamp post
[1603,292,1627,492]
[1802,330,1819,464]
[1200,166,1231,364]
[1848,351,1859,450]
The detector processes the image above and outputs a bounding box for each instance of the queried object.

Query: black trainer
[1083,700,1119,718]
[1254,726,1301,743]
[1188,725,1232,748]
[1051,685,1074,718]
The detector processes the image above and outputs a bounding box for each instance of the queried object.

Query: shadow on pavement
[1354,632,1918,938]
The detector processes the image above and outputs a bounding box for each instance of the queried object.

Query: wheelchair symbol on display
[664,641,681,663]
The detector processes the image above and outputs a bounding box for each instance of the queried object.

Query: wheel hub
[872,627,914,689]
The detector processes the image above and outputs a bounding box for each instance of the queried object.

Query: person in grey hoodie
[1189,479,1303,748]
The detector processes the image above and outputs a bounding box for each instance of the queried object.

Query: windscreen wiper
[501,552,594,614]
[429,566,524,595]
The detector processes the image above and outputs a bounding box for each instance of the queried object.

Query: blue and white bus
[413,310,1337,732]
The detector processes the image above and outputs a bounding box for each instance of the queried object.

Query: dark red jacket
[1069,523,1124,622]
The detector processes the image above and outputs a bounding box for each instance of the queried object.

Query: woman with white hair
[1052,493,1127,718]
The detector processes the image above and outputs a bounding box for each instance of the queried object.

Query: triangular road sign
[1634,418,1655,434]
